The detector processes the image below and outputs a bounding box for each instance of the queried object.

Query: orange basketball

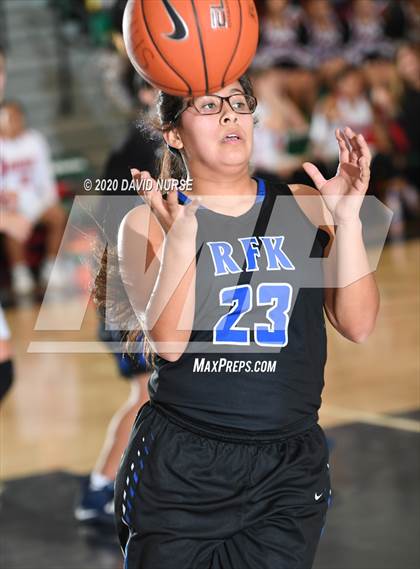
[123,0,259,96]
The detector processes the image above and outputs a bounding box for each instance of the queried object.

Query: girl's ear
[163,128,184,151]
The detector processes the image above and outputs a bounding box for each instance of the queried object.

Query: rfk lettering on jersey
[207,236,295,277]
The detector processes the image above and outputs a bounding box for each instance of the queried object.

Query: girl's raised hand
[302,127,371,224]
[131,169,200,241]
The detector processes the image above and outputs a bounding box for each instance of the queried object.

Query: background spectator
[251,65,308,181]
[344,0,396,64]
[0,101,67,295]
[255,0,318,113]
[300,0,348,87]
[309,65,375,177]
[74,78,159,525]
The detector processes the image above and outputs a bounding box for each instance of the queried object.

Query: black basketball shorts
[115,402,331,569]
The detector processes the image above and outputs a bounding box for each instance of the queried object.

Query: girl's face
[167,81,255,178]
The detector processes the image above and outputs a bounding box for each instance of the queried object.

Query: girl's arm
[322,219,379,343]
[295,127,380,342]
[118,171,200,361]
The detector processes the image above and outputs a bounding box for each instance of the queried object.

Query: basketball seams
[190,0,209,93]
[132,38,143,52]
[221,0,242,87]
[141,0,192,95]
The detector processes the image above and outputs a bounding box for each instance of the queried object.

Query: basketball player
[74,335,150,524]
[75,80,158,523]
[97,75,378,568]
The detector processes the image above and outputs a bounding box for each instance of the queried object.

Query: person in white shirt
[251,66,308,180]
[0,100,66,294]
[309,65,375,177]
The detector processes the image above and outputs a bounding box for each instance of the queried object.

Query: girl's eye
[194,97,219,113]
[231,96,249,111]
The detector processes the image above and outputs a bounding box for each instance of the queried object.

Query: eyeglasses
[173,93,257,122]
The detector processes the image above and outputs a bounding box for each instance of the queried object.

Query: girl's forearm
[144,234,197,361]
[325,219,379,342]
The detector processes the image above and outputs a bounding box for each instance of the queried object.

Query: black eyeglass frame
[172,93,258,124]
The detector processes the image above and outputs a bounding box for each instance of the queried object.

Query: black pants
[115,402,331,569]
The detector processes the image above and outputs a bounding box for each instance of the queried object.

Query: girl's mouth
[222,133,242,143]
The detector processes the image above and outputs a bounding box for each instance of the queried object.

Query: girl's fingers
[356,133,372,166]
[164,181,180,209]
[358,156,371,183]
[335,129,350,163]
[343,127,360,164]
[344,127,371,166]
[134,170,163,213]
[139,170,157,192]
[302,162,326,191]
[350,150,359,165]
[131,168,150,204]
[132,170,172,231]
[343,129,372,181]
[350,156,370,194]
[344,127,358,151]
[130,170,199,227]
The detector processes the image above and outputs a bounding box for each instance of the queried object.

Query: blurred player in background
[0,100,67,295]
[75,77,159,525]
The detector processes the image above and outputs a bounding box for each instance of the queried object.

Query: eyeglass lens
[193,94,256,115]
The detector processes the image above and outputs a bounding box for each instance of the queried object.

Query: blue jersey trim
[177,177,266,206]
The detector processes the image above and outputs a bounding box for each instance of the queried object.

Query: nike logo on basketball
[162,0,188,40]
[315,492,323,501]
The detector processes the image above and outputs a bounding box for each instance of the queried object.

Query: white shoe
[11,264,36,296]
[40,258,67,289]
